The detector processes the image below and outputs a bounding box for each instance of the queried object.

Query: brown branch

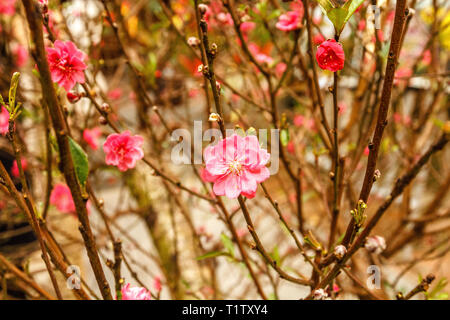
[21,0,112,300]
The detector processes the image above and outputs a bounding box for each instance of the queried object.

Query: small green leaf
[315,0,364,35]
[196,251,228,260]
[271,246,281,266]
[280,128,289,147]
[221,233,235,257]
[68,137,89,191]
[9,72,21,111]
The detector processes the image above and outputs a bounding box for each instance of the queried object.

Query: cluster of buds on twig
[365,235,386,254]
[350,200,367,228]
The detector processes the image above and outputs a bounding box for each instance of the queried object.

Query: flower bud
[99,116,108,125]
[215,80,221,91]
[333,245,347,260]
[101,103,111,113]
[313,289,328,300]
[198,4,208,15]
[187,37,200,47]
[67,92,81,103]
[209,113,221,122]
[365,235,386,254]
[373,169,381,181]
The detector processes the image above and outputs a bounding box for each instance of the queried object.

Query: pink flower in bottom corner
[11,159,28,178]
[83,127,102,150]
[103,131,144,172]
[46,40,87,92]
[0,106,9,135]
[121,283,151,300]
[202,134,270,199]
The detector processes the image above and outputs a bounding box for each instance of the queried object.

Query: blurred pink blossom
[83,127,102,150]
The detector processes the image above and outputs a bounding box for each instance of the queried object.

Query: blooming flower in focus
[11,159,27,178]
[50,184,76,213]
[316,39,345,72]
[103,131,144,172]
[0,0,15,16]
[121,283,151,300]
[0,106,9,135]
[46,40,87,91]
[202,134,270,199]
[276,11,303,31]
[83,127,102,150]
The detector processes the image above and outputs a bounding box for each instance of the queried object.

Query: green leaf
[221,233,235,257]
[315,0,364,35]
[68,137,89,191]
[9,72,21,111]
[196,251,228,260]
[271,246,281,266]
[315,0,334,13]
[280,128,289,147]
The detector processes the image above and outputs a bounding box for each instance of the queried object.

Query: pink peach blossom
[422,50,432,66]
[46,40,87,91]
[316,39,345,72]
[394,67,413,85]
[248,43,273,65]
[240,21,255,33]
[50,184,91,216]
[107,88,123,100]
[50,183,76,213]
[276,10,303,31]
[103,131,144,172]
[293,114,305,127]
[11,159,27,178]
[13,44,28,67]
[0,0,15,16]
[275,62,287,77]
[0,106,9,135]
[153,276,162,292]
[313,33,325,45]
[202,134,270,199]
[83,127,102,150]
[121,283,151,300]
[338,101,347,115]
